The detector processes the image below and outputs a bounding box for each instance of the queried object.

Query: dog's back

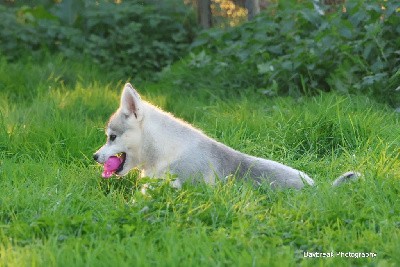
[141,101,314,189]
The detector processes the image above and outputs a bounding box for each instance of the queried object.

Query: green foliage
[0,0,198,78]
[1,57,400,266]
[190,0,400,105]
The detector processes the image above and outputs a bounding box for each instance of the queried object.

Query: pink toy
[102,156,122,178]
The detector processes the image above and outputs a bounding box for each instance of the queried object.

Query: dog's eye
[109,134,117,141]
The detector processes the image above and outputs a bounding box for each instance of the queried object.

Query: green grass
[0,57,399,267]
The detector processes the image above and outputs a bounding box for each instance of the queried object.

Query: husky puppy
[93,83,359,189]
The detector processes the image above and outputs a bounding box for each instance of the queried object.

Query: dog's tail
[332,171,361,187]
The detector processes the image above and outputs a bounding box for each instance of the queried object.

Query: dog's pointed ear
[120,83,143,120]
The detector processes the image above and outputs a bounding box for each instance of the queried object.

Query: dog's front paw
[171,179,183,189]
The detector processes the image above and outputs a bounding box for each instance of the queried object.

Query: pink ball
[102,156,122,178]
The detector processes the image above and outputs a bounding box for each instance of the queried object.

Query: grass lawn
[0,57,399,266]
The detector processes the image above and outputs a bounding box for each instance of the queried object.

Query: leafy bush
[189,0,400,105]
[0,0,198,78]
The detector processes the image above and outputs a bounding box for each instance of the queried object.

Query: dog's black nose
[93,153,99,161]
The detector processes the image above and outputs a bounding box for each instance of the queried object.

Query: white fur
[94,83,358,189]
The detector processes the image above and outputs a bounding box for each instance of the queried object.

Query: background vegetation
[0,0,198,78]
[0,0,399,266]
[190,0,400,104]
[1,0,398,104]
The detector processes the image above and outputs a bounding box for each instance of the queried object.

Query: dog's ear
[120,83,143,120]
